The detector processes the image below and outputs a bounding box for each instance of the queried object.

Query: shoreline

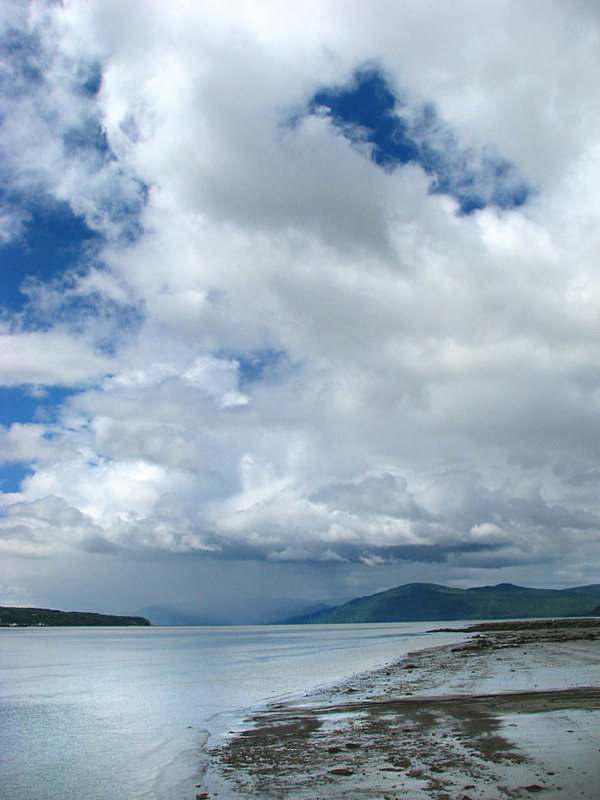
[201,619,600,799]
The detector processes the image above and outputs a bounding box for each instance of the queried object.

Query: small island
[0,606,151,627]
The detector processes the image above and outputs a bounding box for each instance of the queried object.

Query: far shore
[201,618,600,799]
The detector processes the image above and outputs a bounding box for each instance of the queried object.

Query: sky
[1,0,600,623]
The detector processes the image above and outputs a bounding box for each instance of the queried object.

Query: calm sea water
[0,623,466,800]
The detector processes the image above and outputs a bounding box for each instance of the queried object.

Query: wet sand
[201,619,600,799]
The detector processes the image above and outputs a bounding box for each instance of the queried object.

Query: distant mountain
[0,607,151,627]
[284,582,600,624]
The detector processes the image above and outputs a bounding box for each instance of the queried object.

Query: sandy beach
[201,619,600,799]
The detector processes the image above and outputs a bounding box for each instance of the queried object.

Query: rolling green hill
[0,607,151,627]
[286,582,600,624]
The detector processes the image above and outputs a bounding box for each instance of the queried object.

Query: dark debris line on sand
[201,619,600,799]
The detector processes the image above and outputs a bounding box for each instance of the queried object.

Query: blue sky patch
[63,119,111,158]
[79,62,103,98]
[310,67,531,214]
[312,69,419,168]
[236,349,288,387]
[0,386,74,426]
[0,198,100,312]
[0,25,43,94]
[0,387,73,494]
[0,462,33,494]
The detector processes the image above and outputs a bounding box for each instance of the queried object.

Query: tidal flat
[204,619,600,799]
